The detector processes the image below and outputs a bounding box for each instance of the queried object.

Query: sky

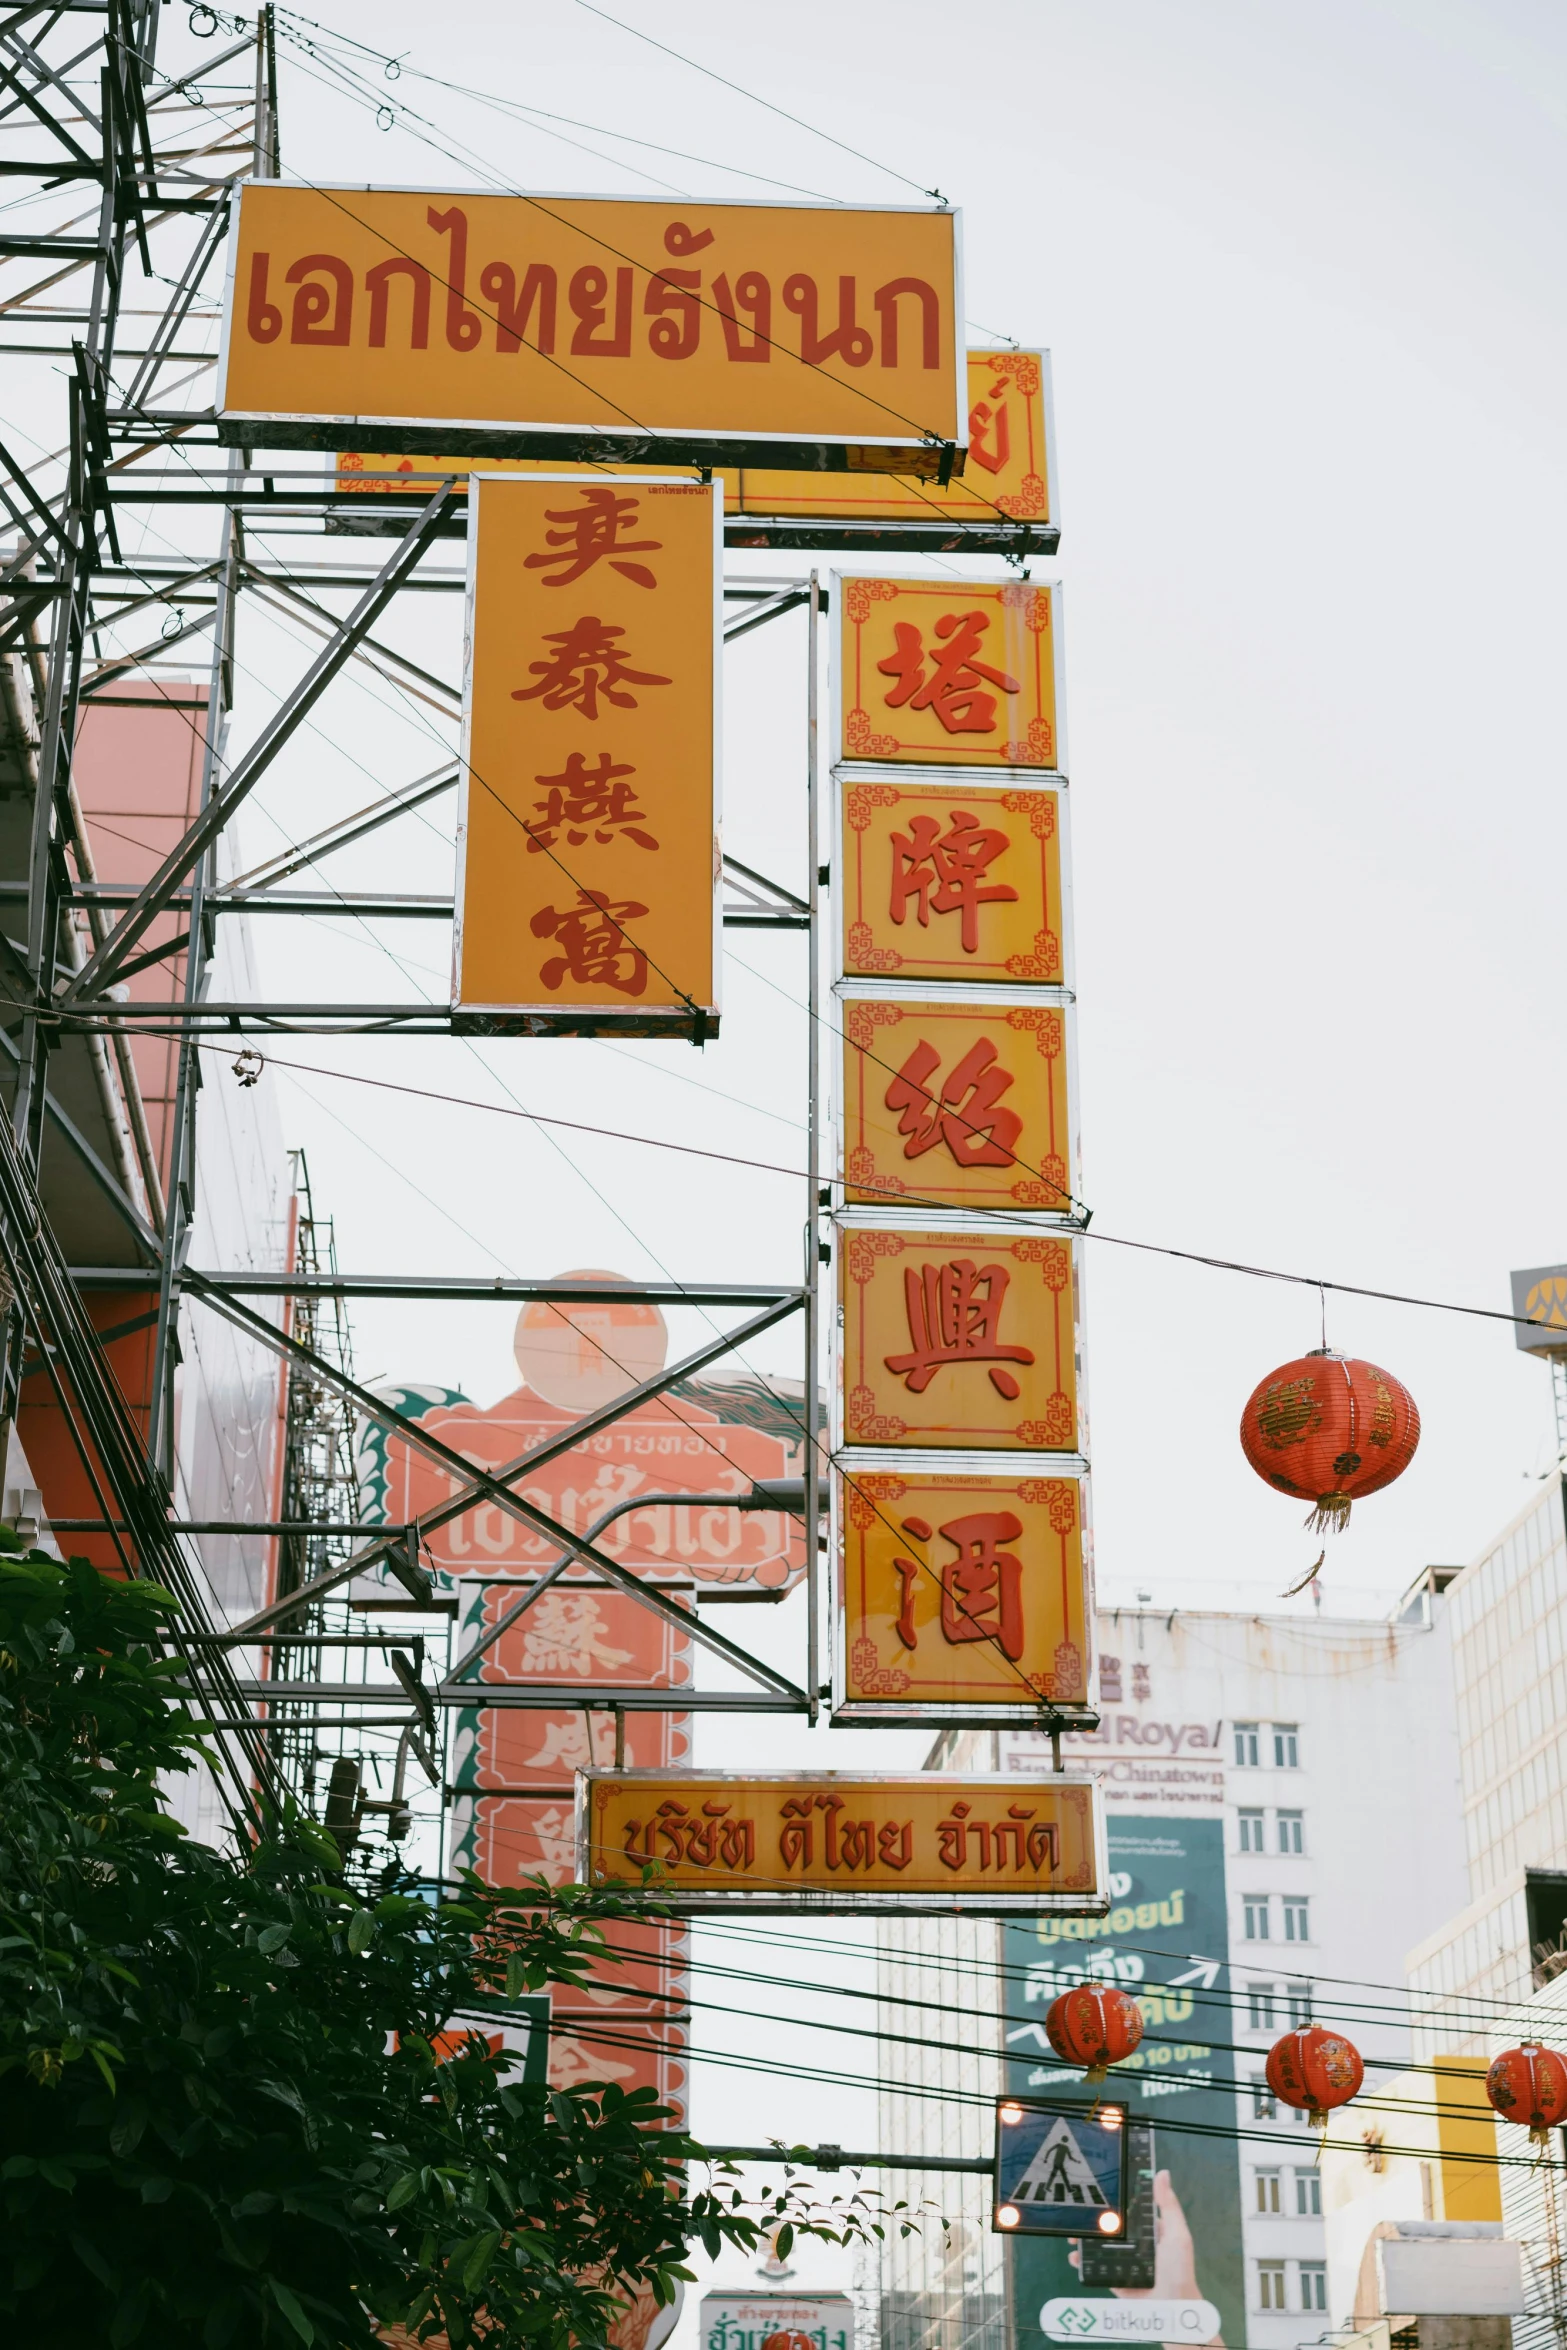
[94,0,1567,2321]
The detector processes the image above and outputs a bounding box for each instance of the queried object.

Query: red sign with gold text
[838,1227,1081,1453]
[838,577,1061,769]
[839,996,1074,1215]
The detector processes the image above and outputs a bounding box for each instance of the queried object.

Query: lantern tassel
[1531,2125,1552,2149]
[1305,1494,1353,1536]
[1084,2064,1108,2086]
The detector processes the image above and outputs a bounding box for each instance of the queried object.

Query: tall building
[878,1591,1466,2350]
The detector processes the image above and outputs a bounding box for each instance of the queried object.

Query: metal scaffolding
[0,0,1044,1854]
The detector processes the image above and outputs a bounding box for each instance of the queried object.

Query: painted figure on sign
[885,1037,1023,1167]
[875,609,1020,735]
[525,751,659,853]
[512,616,671,721]
[531,887,650,996]
[884,1258,1035,1399]
[892,1508,1026,1660]
[889,808,1017,953]
[523,487,662,590]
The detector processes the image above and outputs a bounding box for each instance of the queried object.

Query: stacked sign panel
[829,566,1094,1731]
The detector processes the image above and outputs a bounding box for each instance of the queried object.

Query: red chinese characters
[890,808,1018,952]
[885,1257,1035,1400]
[891,1509,1026,1660]
[885,1038,1024,1168]
[876,609,1021,736]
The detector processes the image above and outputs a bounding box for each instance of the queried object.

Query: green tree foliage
[0,1552,896,2347]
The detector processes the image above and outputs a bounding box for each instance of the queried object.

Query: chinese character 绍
[530,887,649,996]
[522,487,662,589]
[525,751,659,853]
[890,809,1018,953]
[875,609,1021,735]
[512,615,671,721]
[884,1037,1023,1168]
[883,1258,1035,1399]
[892,1509,1025,1661]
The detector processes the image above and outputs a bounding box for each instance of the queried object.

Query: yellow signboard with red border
[577,1769,1106,1911]
[838,576,1061,769]
[455,473,719,1033]
[839,996,1074,1215]
[838,1226,1081,1453]
[219,184,963,468]
[840,777,1064,986]
[834,1466,1093,1726]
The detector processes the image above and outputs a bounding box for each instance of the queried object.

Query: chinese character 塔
[876,609,1021,735]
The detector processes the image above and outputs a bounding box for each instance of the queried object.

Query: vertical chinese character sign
[831,566,1094,1729]
[456,474,721,1035]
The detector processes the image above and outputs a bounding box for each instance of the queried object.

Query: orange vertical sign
[839,576,1061,768]
[455,473,720,1033]
[841,777,1063,985]
[835,1467,1092,1724]
[839,1226,1081,1453]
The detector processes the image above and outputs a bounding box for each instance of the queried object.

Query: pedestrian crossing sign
[993,2098,1127,2237]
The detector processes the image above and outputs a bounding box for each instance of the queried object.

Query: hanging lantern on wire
[1045,1985,1144,2084]
[1265,2025,1364,2127]
[1485,2043,1567,2146]
[1240,1350,1420,1533]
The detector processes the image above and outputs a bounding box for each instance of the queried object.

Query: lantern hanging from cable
[1240,1349,1419,1534]
[1265,2025,1364,2128]
[1045,1985,1145,2085]
[1486,2042,1567,2146]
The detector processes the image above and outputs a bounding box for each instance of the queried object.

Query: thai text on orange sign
[839,577,1061,767]
[220,185,962,462]
[837,1468,1092,1719]
[579,1771,1105,1908]
[455,473,719,1029]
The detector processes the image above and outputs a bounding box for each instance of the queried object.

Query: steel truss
[0,1,1049,1864]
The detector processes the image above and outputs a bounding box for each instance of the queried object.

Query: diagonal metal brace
[60,483,458,1003]
[195,1280,809,1700]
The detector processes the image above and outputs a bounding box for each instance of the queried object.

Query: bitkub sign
[455,473,720,1032]
[577,1770,1107,1912]
[837,575,1062,769]
[835,1467,1093,1727]
[219,184,963,467]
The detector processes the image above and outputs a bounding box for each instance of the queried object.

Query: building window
[1273,1724,1300,1769]
[1252,2075,1276,2120]
[1278,1810,1304,1854]
[1257,2262,1287,2311]
[1239,1808,1266,1852]
[1244,1896,1271,1941]
[1247,1983,1277,2030]
[1294,2169,1322,2217]
[1287,1981,1313,2028]
[1255,2169,1281,2214]
[1299,2262,1327,2312]
[1235,1722,1260,1767]
[1282,1898,1309,1942]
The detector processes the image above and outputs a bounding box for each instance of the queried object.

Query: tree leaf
[346,1909,375,1956]
[255,1922,291,1956]
[385,2170,423,2212]
[269,2278,315,2344]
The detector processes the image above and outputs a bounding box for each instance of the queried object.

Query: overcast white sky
[154,0,1567,2310]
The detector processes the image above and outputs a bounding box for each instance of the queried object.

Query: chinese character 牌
[876,608,1020,735]
[883,1257,1035,1400]
[890,808,1017,953]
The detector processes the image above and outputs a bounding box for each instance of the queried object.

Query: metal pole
[805,568,822,1727]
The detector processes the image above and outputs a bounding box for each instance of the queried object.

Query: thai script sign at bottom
[576,1771,1107,1911]
[1041,2302,1220,2342]
[699,2294,854,2350]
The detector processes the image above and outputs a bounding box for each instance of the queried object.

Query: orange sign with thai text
[332,350,1050,525]
[839,577,1060,768]
[836,1468,1091,1722]
[839,1227,1081,1452]
[841,778,1063,985]
[455,472,719,1029]
[578,1770,1106,1909]
[220,184,963,463]
[839,997,1073,1213]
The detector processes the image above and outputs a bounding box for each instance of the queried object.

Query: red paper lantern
[1240,1350,1419,1533]
[1486,2043,1567,2145]
[1265,2026,1364,2127]
[1045,1985,1145,2084]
